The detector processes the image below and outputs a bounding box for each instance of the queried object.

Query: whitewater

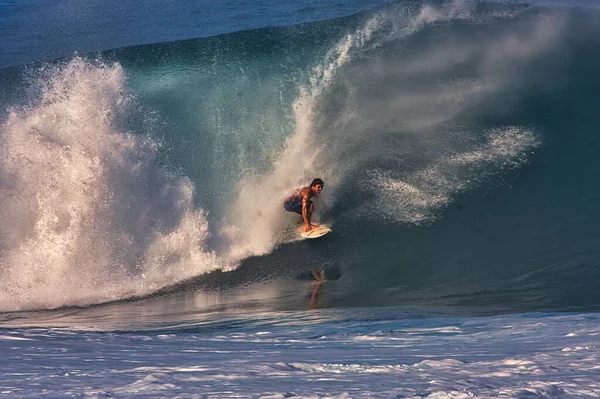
[1,0,600,397]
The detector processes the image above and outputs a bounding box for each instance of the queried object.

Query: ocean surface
[1,0,600,397]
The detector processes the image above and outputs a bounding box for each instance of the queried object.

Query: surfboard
[298,224,331,239]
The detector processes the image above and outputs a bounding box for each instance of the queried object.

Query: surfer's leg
[284,198,303,215]
[312,268,322,281]
[311,269,326,283]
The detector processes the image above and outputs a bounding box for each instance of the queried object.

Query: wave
[1,0,600,312]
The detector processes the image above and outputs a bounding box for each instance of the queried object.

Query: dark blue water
[0,0,388,68]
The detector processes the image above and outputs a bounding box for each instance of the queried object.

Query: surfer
[283,178,324,232]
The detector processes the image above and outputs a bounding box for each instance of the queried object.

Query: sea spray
[370,127,540,224]
[0,59,221,311]
[309,4,562,223]
[216,13,388,263]
[214,1,481,261]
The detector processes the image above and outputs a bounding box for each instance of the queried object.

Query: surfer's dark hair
[310,178,324,187]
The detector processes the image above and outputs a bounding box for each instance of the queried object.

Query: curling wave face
[1,0,600,311]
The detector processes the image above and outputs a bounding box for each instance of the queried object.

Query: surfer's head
[310,178,324,194]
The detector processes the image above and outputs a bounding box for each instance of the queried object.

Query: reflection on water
[0,275,336,331]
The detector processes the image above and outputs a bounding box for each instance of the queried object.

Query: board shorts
[283,197,311,215]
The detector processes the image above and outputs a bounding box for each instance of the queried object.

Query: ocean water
[1,0,600,397]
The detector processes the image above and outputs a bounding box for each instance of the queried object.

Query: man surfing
[283,178,324,233]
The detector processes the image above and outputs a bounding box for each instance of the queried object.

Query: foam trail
[0,59,221,311]
[370,127,540,224]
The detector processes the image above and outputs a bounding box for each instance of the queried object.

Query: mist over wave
[2,0,600,311]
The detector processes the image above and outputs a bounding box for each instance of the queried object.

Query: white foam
[3,312,600,398]
[0,335,34,341]
[0,59,222,311]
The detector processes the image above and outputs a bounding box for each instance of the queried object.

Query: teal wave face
[2,2,600,311]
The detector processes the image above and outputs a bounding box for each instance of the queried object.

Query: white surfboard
[298,224,331,239]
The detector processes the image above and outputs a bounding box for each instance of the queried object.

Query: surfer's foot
[305,224,320,232]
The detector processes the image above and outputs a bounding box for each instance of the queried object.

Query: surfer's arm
[301,196,311,229]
